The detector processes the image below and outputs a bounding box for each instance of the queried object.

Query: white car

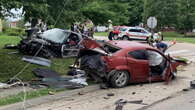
[118,27,152,41]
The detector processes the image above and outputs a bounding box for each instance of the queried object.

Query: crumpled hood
[80,38,108,55]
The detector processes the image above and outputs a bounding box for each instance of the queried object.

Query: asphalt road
[146,89,195,110]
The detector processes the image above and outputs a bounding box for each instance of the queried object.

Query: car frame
[18,28,84,58]
[79,38,186,88]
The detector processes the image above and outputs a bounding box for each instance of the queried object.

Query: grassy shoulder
[0,34,75,106]
[94,32,108,36]
[0,34,75,82]
[0,88,67,106]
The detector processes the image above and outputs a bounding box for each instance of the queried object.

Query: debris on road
[115,99,147,110]
[190,80,195,89]
[107,93,115,96]
[32,68,88,89]
[22,56,51,67]
[4,44,18,49]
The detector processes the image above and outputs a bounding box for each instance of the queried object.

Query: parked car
[79,38,186,88]
[18,28,84,58]
[118,27,152,41]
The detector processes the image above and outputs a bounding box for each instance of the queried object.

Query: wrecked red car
[79,38,186,88]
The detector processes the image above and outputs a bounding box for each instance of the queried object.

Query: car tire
[122,36,129,40]
[110,70,130,88]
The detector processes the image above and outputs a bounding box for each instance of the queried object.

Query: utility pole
[143,0,148,26]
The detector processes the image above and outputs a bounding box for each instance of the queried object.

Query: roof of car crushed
[107,40,152,49]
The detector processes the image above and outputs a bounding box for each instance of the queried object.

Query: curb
[0,85,100,110]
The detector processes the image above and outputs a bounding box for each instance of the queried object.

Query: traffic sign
[147,17,157,29]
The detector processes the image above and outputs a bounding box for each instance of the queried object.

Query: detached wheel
[122,36,129,40]
[110,70,130,88]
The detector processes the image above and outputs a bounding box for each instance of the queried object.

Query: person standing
[107,20,114,40]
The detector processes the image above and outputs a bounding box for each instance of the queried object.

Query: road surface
[146,89,195,110]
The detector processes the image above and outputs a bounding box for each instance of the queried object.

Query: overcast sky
[6,8,23,21]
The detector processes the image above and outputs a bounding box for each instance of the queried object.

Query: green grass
[94,32,108,36]
[0,88,67,106]
[0,34,75,82]
[0,34,75,106]
[163,31,195,44]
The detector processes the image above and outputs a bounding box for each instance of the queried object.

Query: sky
[6,8,23,21]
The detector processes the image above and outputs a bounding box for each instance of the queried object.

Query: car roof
[107,40,152,49]
[126,26,146,30]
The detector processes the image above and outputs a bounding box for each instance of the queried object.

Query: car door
[126,49,149,82]
[128,29,138,39]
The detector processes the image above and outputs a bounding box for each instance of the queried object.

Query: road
[25,38,195,110]
[146,89,195,110]
[1,37,195,110]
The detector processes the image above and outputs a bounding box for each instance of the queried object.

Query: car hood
[80,38,109,55]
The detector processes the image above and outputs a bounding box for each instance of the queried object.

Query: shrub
[3,28,25,36]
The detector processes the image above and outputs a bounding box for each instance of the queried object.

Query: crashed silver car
[18,28,84,58]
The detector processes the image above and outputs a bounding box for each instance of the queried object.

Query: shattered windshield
[104,44,121,54]
[40,28,70,43]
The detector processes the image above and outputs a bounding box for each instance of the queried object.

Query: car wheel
[122,36,129,40]
[110,70,130,88]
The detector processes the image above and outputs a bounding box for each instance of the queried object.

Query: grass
[0,34,75,106]
[162,31,195,44]
[94,32,108,36]
[0,88,67,106]
[0,34,75,82]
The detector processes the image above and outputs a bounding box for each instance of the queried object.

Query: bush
[3,28,25,36]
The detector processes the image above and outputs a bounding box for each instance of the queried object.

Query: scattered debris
[190,80,195,89]
[103,96,110,100]
[33,68,60,78]
[182,88,190,92]
[48,91,55,95]
[32,68,88,89]
[132,92,136,95]
[22,56,51,67]
[0,82,24,89]
[78,91,85,95]
[107,93,115,97]
[115,99,147,109]
[67,69,86,76]
[4,44,18,49]
[69,77,88,86]
[7,51,19,55]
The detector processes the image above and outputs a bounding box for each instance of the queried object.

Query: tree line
[0,0,195,32]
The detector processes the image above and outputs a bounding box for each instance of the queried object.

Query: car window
[119,27,127,31]
[40,28,70,43]
[128,50,148,60]
[129,29,141,33]
[147,50,164,66]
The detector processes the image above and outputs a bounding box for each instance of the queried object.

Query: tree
[127,0,144,26]
[145,0,179,29]
[177,0,195,33]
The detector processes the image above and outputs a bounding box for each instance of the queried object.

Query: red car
[79,38,186,88]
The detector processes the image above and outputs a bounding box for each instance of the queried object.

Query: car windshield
[103,43,121,54]
[119,27,127,31]
[40,28,70,43]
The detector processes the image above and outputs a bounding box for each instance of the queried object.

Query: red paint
[81,39,186,83]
